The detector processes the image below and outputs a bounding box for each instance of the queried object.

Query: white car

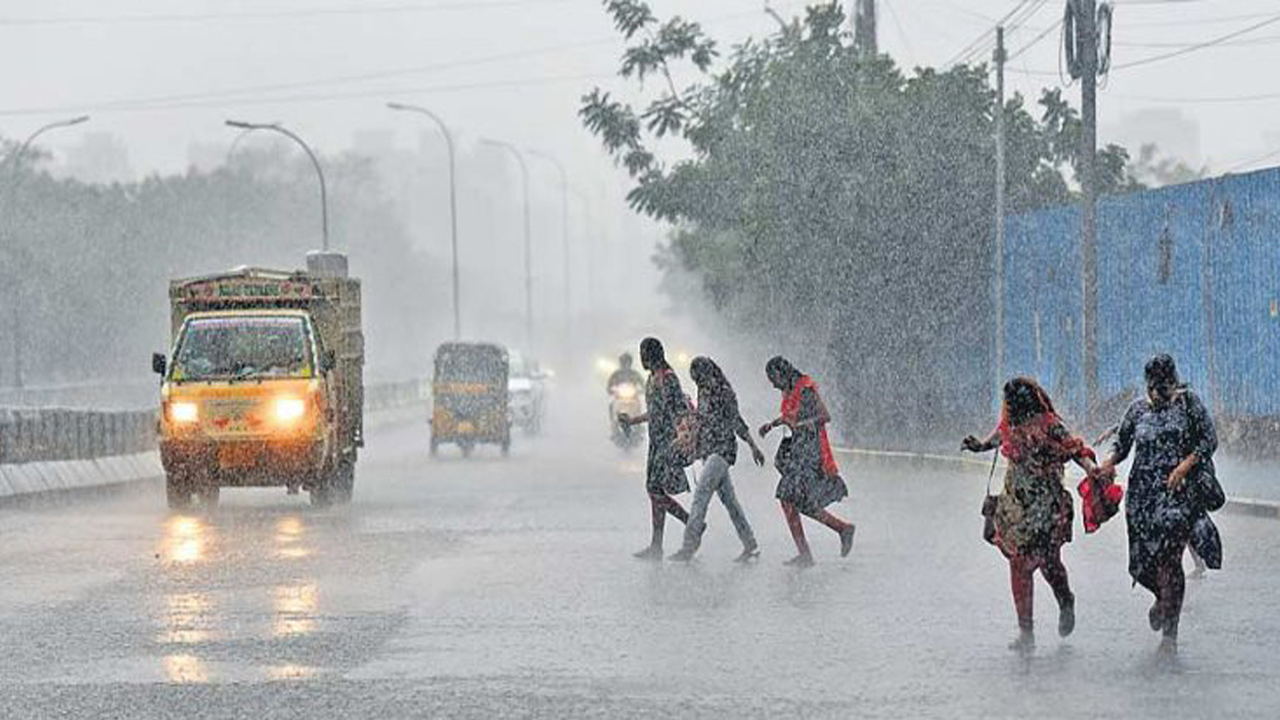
[507,350,546,434]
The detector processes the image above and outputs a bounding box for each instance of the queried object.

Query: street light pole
[388,102,462,340]
[2,115,91,390]
[225,120,329,251]
[525,149,572,343]
[480,138,533,350]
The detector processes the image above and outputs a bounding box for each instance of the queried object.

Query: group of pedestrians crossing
[618,338,1220,658]
[962,354,1222,656]
[617,337,854,568]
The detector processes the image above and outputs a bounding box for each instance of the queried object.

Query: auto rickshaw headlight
[274,397,307,424]
[169,401,199,424]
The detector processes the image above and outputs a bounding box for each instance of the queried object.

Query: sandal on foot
[633,545,663,561]
[839,525,856,558]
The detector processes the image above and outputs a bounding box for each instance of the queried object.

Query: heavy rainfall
[1,0,1279,717]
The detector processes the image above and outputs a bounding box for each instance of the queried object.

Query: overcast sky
[4,0,1280,180]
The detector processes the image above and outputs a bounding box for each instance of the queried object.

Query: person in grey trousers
[670,356,766,562]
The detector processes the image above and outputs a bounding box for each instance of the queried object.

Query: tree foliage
[0,145,431,393]
[581,1,1158,445]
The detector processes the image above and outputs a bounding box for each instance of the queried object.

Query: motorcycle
[609,381,644,450]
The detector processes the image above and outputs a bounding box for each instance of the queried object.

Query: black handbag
[1190,511,1223,569]
[774,436,797,475]
[1177,392,1225,513]
[1188,458,1226,513]
[981,451,1000,545]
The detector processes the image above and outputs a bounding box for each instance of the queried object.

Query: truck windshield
[172,316,313,381]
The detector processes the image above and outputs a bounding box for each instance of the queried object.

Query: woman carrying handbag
[963,377,1102,652]
[1099,354,1220,656]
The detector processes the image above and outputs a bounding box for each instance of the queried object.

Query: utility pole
[1078,0,1101,420]
[480,139,534,351]
[387,103,462,340]
[993,26,1007,401]
[526,150,572,347]
[2,115,91,390]
[853,0,877,57]
[225,120,329,251]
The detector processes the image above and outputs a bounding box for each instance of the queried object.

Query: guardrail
[0,408,156,465]
[0,379,427,465]
[365,378,427,413]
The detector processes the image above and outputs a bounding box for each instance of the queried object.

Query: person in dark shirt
[669,356,766,563]
[1100,354,1218,656]
[760,356,854,567]
[618,337,691,560]
[607,353,644,393]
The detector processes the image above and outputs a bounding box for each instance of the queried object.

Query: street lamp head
[387,102,408,111]
[225,119,253,129]
[67,115,90,126]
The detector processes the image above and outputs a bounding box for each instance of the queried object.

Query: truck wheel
[165,475,193,510]
[310,481,333,508]
[333,458,355,504]
[198,484,221,510]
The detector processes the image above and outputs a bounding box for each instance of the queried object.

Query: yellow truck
[152,253,363,508]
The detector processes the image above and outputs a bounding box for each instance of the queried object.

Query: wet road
[2,407,1279,719]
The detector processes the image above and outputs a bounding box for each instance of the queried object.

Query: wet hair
[639,337,666,370]
[1002,377,1056,427]
[618,352,633,368]
[690,356,733,399]
[1144,353,1180,389]
[765,355,801,390]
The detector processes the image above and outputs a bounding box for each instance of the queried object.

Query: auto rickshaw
[430,342,511,457]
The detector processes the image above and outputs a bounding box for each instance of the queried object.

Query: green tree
[581,1,1156,445]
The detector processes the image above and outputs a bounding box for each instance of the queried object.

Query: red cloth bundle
[1078,469,1124,534]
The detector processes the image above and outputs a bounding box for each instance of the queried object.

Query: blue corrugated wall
[1001,167,1280,424]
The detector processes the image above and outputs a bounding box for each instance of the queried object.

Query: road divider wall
[0,378,427,502]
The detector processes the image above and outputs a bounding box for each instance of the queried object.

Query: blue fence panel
[1002,205,1084,420]
[1098,180,1213,402]
[1004,166,1280,428]
[1209,170,1280,419]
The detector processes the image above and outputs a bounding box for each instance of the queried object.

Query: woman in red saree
[760,356,854,567]
[963,377,1101,651]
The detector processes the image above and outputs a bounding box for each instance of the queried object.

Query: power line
[1116,34,1280,48]
[0,72,615,118]
[1111,11,1280,69]
[1227,146,1280,174]
[1113,89,1280,105]
[1123,10,1280,28]
[0,0,572,27]
[946,0,1052,68]
[923,0,1000,24]
[0,37,619,117]
[0,4,791,119]
[943,0,1033,67]
[1008,16,1064,60]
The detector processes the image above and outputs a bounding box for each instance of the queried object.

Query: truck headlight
[274,397,307,424]
[615,383,637,400]
[170,401,199,423]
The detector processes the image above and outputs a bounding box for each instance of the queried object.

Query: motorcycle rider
[608,353,644,394]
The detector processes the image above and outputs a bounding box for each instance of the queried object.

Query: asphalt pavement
[2,397,1279,719]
